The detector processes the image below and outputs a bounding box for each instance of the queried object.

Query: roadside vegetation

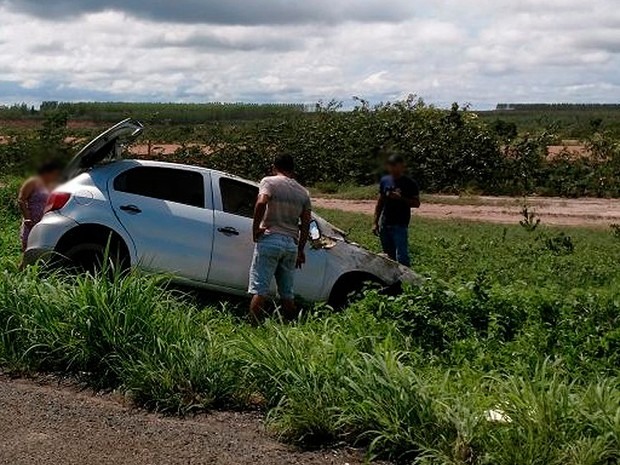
[0,178,618,464]
[3,97,620,198]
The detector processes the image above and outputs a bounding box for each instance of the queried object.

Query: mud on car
[26,119,418,306]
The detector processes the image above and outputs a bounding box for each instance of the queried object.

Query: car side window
[219,178,258,218]
[114,167,205,208]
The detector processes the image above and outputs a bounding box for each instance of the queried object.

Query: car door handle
[120,204,142,214]
[217,227,240,236]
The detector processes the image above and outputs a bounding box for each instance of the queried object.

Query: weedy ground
[0,176,619,464]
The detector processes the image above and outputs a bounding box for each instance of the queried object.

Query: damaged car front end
[309,216,421,306]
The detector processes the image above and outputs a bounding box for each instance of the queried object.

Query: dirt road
[0,376,367,465]
[314,196,620,227]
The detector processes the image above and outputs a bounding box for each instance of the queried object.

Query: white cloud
[0,0,619,106]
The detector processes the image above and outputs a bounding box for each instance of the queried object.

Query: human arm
[373,194,385,235]
[409,179,421,208]
[388,179,420,209]
[252,193,269,242]
[296,208,312,269]
[17,179,37,225]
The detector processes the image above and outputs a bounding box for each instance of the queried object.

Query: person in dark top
[372,155,420,267]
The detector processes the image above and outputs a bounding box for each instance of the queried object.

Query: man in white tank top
[248,154,312,322]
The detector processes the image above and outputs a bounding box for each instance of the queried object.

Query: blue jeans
[248,233,298,300]
[380,225,410,267]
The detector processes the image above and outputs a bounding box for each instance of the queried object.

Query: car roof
[93,159,259,186]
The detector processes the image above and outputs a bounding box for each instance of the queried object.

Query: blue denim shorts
[248,233,298,300]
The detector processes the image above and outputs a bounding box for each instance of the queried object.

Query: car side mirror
[309,220,321,241]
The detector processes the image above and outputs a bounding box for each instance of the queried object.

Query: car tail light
[45,192,71,213]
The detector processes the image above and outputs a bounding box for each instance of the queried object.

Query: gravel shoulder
[314,196,620,227]
[0,376,367,465]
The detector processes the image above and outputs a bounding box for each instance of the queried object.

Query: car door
[207,175,256,291]
[208,173,327,300]
[108,165,214,281]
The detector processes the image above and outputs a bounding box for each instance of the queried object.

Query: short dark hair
[37,160,63,175]
[274,154,295,173]
[387,154,405,166]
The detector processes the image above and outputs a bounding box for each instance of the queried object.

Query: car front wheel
[328,272,384,309]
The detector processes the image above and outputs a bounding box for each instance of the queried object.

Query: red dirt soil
[547,144,589,159]
[0,120,103,130]
[129,143,212,157]
[314,196,620,227]
[0,375,372,465]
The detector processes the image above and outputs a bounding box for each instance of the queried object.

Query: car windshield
[312,214,345,240]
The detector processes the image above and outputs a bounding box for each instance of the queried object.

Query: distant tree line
[4,99,620,140]
[1,101,308,124]
[480,105,620,140]
[496,103,620,111]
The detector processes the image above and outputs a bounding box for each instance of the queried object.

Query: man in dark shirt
[372,155,420,267]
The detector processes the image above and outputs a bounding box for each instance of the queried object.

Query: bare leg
[250,295,268,325]
[280,298,298,322]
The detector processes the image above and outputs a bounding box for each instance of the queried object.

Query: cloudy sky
[0,0,619,108]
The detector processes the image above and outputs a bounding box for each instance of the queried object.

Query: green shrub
[183,98,505,193]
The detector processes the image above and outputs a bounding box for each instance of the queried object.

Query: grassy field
[0,176,619,464]
[311,184,527,206]
[316,208,620,291]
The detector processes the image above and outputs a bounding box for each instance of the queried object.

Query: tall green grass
[0,176,21,267]
[0,267,618,463]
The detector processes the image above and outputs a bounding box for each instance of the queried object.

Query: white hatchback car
[26,119,417,305]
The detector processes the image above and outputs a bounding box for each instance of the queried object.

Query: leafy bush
[156,99,620,198]
[543,232,575,255]
[0,112,73,176]
[200,98,505,193]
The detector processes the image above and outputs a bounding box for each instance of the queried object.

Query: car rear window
[114,167,205,208]
[219,178,258,218]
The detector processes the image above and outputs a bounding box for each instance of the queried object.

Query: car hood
[331,240,421,286]
[63,118,144,180]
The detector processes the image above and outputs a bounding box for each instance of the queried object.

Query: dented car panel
[310,214,420,289]
[320,238,420,293]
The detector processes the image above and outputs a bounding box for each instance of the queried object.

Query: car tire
[328,273,383,309]
[62,241,128,277]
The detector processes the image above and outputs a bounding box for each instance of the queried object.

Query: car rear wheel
[63,242,126,276]
[55,226,130,277]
